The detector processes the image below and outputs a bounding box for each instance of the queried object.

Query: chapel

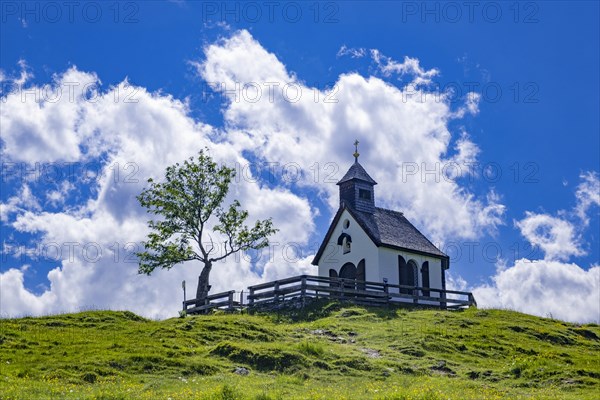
[312,142,449,301]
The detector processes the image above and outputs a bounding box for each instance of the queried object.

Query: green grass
[0,302,598,399]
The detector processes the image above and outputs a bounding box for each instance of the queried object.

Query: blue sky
[1,1,599,321]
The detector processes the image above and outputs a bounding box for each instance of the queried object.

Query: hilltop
[0,302,598,399]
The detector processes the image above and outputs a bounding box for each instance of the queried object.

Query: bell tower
[337,140,377,213]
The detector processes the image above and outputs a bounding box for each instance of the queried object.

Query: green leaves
[213,201,277,260]
[136,149,278,275]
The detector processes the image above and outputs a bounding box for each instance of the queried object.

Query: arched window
[357,259,366,290]
[343,238,351,254]
[421,261,430,296]
[407,260,418,286]
[337,233,352,254]
[329,269,338,288]
[399,256,417,294]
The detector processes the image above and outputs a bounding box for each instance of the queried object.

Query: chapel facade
[312,145,449,301]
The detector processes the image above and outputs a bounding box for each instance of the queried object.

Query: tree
[136,149,277,308]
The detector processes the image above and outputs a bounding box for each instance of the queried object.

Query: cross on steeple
[353,139,360,162]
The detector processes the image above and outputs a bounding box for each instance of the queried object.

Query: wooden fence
[183,274,476,314]
[247,275,476,309]
[183,290,239,314]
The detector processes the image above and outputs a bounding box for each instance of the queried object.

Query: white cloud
[0,60,33,90]
[14,59,33,86]
[512,171,598,262]
[465,92,481,114]
[574,171,600,225]
[0,67,99,163]
[338,46,441,86]
[370,49,439,84]
[446,131,480,178]
[473,260,599,323]
[1,30,502,318]
[0,184,41,222]
[198,30,504,244]
[337,45,366,59]
[471,172,600,323]
[0,53,315,318]
[0,269,53,317]
[45,180,75,207]
[515,212,584,261]
[445,272,467,292]
[452,92,481,118]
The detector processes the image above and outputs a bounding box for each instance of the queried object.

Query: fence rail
[183,290,239,314]
[183,275,476,314]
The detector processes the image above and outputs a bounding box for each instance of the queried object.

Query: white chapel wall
[378,247,444,291]
[317,209,379,281]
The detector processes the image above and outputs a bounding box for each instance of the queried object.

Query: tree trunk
[195,261,212,309]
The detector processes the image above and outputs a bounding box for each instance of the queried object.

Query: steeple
[337,140,377,213]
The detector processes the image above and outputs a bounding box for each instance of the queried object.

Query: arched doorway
[339,262,356,291]
[339,262,356,279]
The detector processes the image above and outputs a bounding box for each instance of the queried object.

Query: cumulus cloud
[470,172,600,323]
[1,61,313,318]
[197,30,503,243]
[473,260,599,323]
[0,67,99,163]
[1,30,503,318]
[515,212,584,261]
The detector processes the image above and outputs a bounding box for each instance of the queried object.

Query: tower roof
[336,162,377,185]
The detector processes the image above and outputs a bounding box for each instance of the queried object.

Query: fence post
[274,282,280,303]
[228,291,234,311]
[413,287,418,305]
[468,293,477,308]
[248,288,254,308]
[202,294,209,314]
[383,283,389,306]
[301,276,307,307]
[440,288,447,310]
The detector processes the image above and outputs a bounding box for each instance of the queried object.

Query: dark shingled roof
[312,204,448,265]
[337,162,377,185]
[355,207,447,258]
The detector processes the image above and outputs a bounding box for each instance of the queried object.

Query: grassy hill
[0,302,598,399]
